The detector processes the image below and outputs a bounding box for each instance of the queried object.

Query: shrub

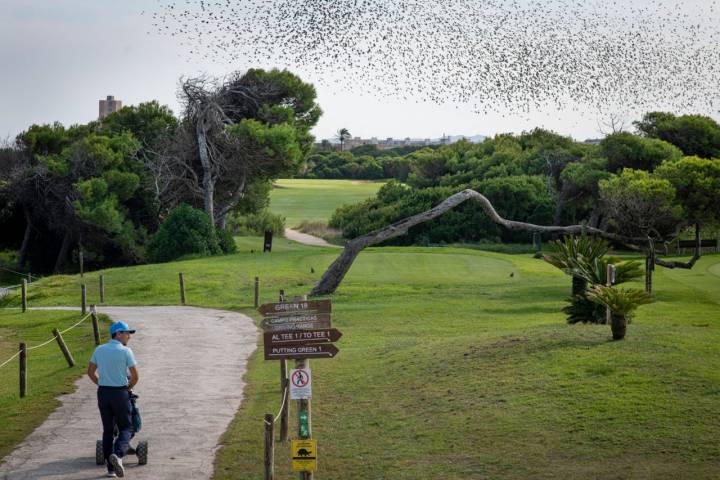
[227,210,285,236]
[147,204,220,263]
[216,228,238,254]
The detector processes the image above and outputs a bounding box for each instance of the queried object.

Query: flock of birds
[146,0,720,116]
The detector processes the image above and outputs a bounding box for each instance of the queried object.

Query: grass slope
[269,179,384,228]
[0,310,110,460]
[4,240,719,478]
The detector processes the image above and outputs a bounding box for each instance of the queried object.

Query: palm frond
[585,285,652,317]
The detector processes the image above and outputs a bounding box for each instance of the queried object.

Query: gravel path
[284,228,341,248]
[0,306,257,480]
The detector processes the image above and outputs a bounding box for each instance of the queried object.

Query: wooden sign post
[264,231,274,253]
[258,297,340,479]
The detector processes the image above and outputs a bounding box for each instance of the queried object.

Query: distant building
[99,95,122,119]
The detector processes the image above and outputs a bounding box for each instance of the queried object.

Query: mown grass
[0,309,111,460]
[5,237,719,478]
[269,179,384,228]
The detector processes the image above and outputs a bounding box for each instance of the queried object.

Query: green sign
[299,409,310,438]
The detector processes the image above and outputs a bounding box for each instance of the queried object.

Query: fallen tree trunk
[308,189,699,296]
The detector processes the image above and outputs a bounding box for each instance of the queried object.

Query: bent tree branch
[309,189,699,296]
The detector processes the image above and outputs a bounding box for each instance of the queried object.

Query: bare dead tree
[168,70,320,227]
[309,189,701,296]
[597,112,629,135]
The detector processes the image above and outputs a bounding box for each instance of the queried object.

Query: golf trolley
[95,392,148,466]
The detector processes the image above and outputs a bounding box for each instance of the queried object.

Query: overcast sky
[1,0,718,143]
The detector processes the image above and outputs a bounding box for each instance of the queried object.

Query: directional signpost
[258,299,331,317]
[261,313,332,332]
[259,297,341,479]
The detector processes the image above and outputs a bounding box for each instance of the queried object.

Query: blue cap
[110,321,136,335]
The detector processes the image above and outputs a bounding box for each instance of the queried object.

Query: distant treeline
[300,145,439,180]
[0,68,320,272]
[328,113,720,245]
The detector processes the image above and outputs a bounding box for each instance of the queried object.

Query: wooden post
[91,305,101,346]
[644,256,653,294]
[81,284,87,315]
[21,279,27,313]
[179,273,186,305]
[52,328,75,367]
[277,290,289,442]
[296,358,312,480]
[99,275,105,303]
[264,414,275,480]
[295,294,312,479]
[254,277,260,308]
[19,343,27,398]
[280,359,289,442]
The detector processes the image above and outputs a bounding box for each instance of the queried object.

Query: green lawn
[3,239,719,478]
[0,310,111,459]
[269,179,384,228]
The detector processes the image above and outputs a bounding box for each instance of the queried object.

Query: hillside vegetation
[4,238,719,478]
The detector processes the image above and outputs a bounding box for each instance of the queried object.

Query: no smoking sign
[290,368,312,399]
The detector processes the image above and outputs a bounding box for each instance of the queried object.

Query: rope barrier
[26,335,60,351]
[265,386,289,425]
[0,350,21,369]
[0,313,93,366]
[59,312,92,335]
[0,265,33,279]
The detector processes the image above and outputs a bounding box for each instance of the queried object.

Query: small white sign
[290,368,312,400]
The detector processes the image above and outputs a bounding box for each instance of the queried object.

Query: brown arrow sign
[258,299,331,317]
[264,328,342,347]
[264,343,339,360]
[261,313,331,332]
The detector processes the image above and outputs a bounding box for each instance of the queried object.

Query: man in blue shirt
[87,321,139,478]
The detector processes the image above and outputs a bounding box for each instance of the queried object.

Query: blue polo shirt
[90,339,137,387]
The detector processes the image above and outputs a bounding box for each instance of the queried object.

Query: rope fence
[0,350,21,369]
[265,387,289,426]
[0,312,93,369]
[0,265,35,281]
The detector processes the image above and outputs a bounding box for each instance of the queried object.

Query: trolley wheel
[95,440,104,465]
[136,441,148,465]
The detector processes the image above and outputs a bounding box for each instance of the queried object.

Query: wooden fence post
[52,328,75,367]
[254,277,260,308]
[296,358,313,480]
[19,343,27,398]
[21,279,27,313]
[81,284,87,315]
[179,273,187,305]
[280,359,289,442]
[293,294,312,480]
[264,414,275,480]
[99,275,105,303]
[91,305,101,346]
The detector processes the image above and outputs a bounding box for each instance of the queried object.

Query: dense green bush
[147,204,220,263]
[329,178,552,244]
[227,210,285,236]
[216,228,238,254]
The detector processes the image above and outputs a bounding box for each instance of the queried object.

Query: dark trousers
[97,387,133,470]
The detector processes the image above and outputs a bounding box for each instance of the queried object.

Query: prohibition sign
[292,369,310,388]
[290,368,312,399]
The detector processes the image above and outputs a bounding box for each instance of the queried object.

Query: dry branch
[308,189,699,296]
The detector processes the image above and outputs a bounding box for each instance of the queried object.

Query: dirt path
[284,228,341,248]
[0,306,257,479]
